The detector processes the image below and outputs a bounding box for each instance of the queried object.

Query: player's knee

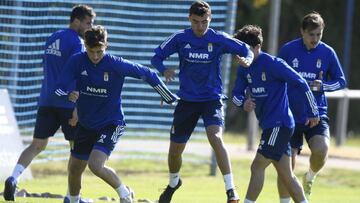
[168,150,182,159]
[29,141,47,153]
[312,144,328,158]
[68,157,87,176]
[88,161,102,175]
[278,171,295,185]
[250,161,263,173]
[68,163,81,176]
[209,136,225,149]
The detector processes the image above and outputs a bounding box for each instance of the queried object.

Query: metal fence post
[247,112,258,151]
[335,95,350,146]
[210,150,218,176]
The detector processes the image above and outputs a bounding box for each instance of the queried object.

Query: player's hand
[163,69,176,83]
[243,98,256,112]
[160,98,164,107]
[159,70,178,106]
[69,91,79,103]
[309,71,323,91]
[160,98,178,107]
[235,55,251,68]
[68,107,78,127]
[305,117,320,128]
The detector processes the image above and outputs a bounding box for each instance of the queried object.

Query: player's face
[189,13,211,37]
[301,27,323,49]
[86,45,106,64]
[77,16,94,38]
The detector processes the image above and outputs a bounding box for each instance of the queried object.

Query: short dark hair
[189,1,211,16]
[84,25,108,48]
[302,11,325,31]
[234,25,263,47]
[70,4,96,23]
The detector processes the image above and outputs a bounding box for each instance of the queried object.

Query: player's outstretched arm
[117,57,179,105]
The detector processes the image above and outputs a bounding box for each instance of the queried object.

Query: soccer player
[3,5,95,202]
[151,1,254,202]
[55,25,178,203]
[277,11,346,201]
[232,25,320,203]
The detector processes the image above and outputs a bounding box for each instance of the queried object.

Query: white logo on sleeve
[45,39,61,56]
[81,70,88,76]
[184,44,191,49]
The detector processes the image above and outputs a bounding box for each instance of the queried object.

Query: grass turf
[1,155,360,203]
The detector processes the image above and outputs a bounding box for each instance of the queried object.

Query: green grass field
[1,135,360,203]
[2,156,360,202]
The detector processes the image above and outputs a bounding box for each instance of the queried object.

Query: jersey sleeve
[322,49,347,91]
[221,33,254,65]
[54,54,79,98]
[232,67,248,107]
[277,44,289,60]
[271,58,319,118]
[115,58,178,104]
[66,34,84,58]
[151,32,180,74]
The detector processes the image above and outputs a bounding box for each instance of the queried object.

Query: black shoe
[226,188,240,203]
[3,176,17,201]
[158,179,182,203]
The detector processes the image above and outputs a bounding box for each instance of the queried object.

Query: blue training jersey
[55,53,177,129]
[39,28,84,108]
[279,38,346,123]
[232,52,319,130]
[152,28,254,102]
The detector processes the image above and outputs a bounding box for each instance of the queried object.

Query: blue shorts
[33,106,76,140]
[71,123,125,160]
[290,117,330,152]
[257,127,293,161]
[170,99,224,143]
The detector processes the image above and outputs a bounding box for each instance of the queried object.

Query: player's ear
[254,44,261,52]
[73,18,80,26]
[300,28,305,36]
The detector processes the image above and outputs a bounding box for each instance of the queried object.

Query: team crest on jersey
[261,72,266,81]
[104,72,109,81]
[208,43,213,52]
[316,59,322,68]
[292,58,299,68]
[246,74,252,83]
